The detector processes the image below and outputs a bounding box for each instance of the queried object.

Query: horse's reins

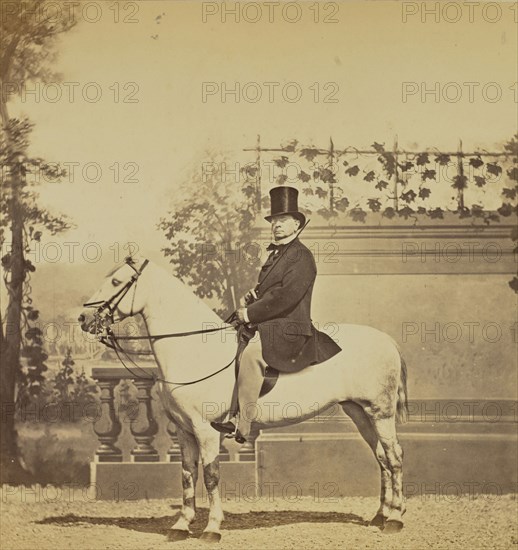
[83,257,238,386]
[106,326,239,386]
[84,220,311,387]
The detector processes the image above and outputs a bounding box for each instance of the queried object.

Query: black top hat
[264,186,306,226]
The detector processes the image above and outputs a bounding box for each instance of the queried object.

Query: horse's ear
[125,249,146,267]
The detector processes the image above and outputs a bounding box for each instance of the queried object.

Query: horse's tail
[396,353,409,424]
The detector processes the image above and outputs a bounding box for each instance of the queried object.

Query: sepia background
[1,1,517,548]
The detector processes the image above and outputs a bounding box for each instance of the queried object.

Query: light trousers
[234,337,267,437]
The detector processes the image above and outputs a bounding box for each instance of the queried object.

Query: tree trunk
[0,98,30,483]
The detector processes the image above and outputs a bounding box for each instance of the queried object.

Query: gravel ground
[1,491,516,550]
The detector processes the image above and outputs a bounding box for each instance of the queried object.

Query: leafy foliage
[261,136,517,233]
[0,119,70,247]
[18,349,98,423]
[16,305,48,406]
[158,153,261,317]
[1,2,76,449]
[260,136,516,292]
[53,348,75,401]
[2,119,72,401]
[0,0,77,88]
[0,1,78,479]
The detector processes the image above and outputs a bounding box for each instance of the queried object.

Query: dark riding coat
[246,238,342,372]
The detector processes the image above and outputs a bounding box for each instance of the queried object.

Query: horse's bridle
[82,257,239,386]
[83,258,149,328]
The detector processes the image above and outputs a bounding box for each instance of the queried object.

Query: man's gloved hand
[234,307,247,324]
[228,308,247,328]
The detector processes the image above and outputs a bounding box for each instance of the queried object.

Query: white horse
[80,255,408,541]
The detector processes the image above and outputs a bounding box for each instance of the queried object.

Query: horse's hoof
[369,513,386,528]
[200,531,222,543]
[168,529,191,541]
[383,520,404,534]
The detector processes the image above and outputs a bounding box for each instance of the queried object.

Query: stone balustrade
[90,365,517,500]
[87,221,517,500]
[92,366,257,464]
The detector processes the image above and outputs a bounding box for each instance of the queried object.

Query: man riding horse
[80,187,408,535]
[211,186,342,443]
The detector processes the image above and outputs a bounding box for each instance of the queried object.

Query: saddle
[259,366,279,397]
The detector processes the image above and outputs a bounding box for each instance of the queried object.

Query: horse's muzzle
[78,311,110,335]
[78,313,95,334]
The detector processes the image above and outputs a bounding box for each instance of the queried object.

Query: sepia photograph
[0,1,517,548]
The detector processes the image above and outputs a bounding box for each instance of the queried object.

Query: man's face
[271,214,300,241]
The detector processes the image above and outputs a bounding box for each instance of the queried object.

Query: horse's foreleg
[169,427,199,540]
[370,416,404,533]
[198,433,224,542]
[341,401,391,527]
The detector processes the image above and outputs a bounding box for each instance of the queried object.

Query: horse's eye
[111,278,121,286]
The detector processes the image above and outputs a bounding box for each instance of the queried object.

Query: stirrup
[234,430,247,444]
[224,429,247,444]
[210,420,236,435]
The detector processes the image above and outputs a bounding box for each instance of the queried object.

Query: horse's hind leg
[169,427,199,541]
[341,401,392,528]
[368,415,405,533]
